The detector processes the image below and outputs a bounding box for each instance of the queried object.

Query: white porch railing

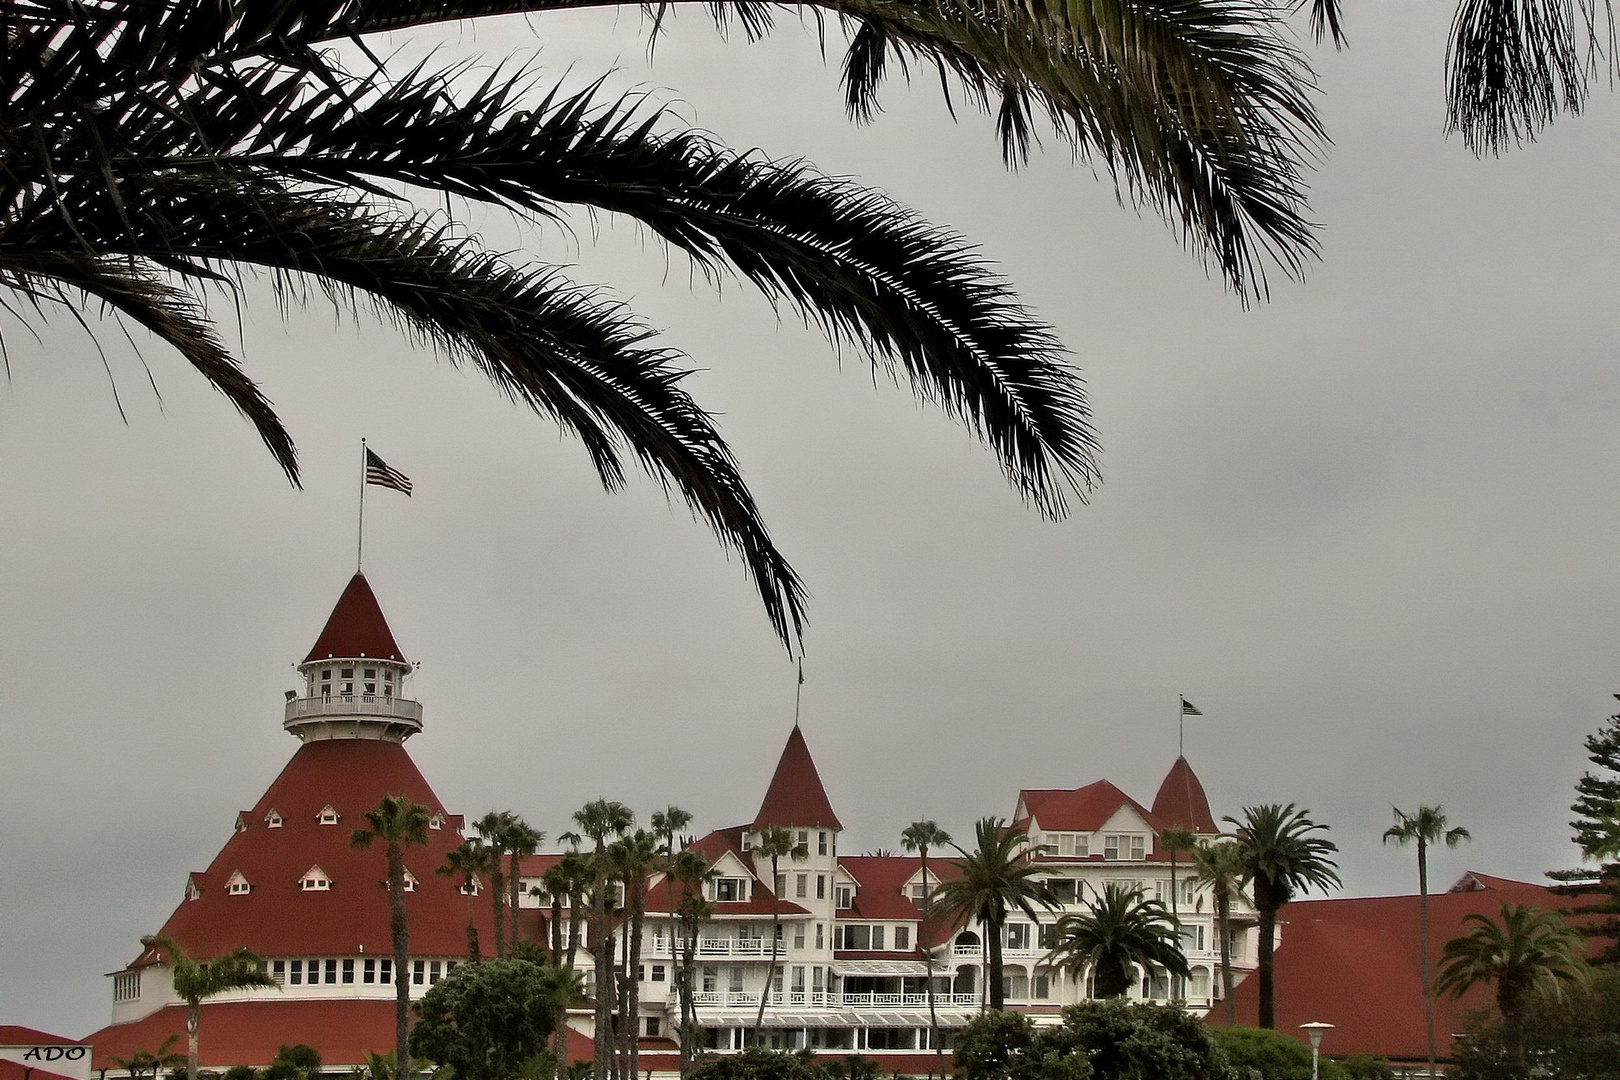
[644,937,770,959]
[686,991,978,1010]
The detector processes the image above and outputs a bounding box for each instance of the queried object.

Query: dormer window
[227,871,251,896]
[403,870,418,892]
[712,877,747,902]
[235,813,250,834]
[301,865,332,891]
[266,809,283,828]
[185,876,203,901]
[318,805,340,826]
[1103,834,1146,861]
[836,885,853,909]
[461,877,482,896]
[428,813,445,831]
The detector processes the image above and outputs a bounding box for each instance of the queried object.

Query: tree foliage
[954,1000,1227,1080]
[1452,965,1620,1080]
[409,958,566,1080]
[1044,882,1189,998]
[1549,701,1620,963]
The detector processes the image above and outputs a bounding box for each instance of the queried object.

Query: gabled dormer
[317,804,340,826]
[300,865,332,891]
[265,808,283,828]
[235,812,250,834]
[184,874,203,901]
[226,870,251,896]
[403,869,419,892]
[428,812,445,831]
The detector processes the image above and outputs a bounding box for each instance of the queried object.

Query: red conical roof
[148,739,490,959]
[303,574,405,664]
[752,727,842,831]
[1150,756,1218,834]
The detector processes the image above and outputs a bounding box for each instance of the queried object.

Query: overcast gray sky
[1,1,1614,1039]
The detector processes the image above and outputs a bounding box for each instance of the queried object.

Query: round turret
[284,574,422,742]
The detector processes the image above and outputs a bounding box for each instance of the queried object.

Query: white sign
[0,1045,94,1080]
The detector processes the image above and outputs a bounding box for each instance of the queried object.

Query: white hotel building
[88,574,1259,1074]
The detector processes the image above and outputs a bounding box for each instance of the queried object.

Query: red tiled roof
[1215,874,1595,1062]
[1149,757,1218,834]
[753,728,842,831]
[303,575,405,664]
[838,857,924,921]
[0,1030,78,1047]
[1018,781,1153,833]
[0,1061,79,1080]
[145,739,493,959]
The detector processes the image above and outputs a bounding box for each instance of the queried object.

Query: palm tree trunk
[627,888,646,1080]
[753,854,781,1039]
[491,855,507,961]
[1216,891,1235,1026]
[988,910,1006,1011]
[592,854,612,1080]
[186,1003,200,1080]
[678,926,698,1076]
[510,852,524,953]
[466,888,481,961]
[388,842,412,1077]
[920,851,941,1080]
[552,895,564,965]
[1418,839,1435,1080]
[1257,906,1277,1028]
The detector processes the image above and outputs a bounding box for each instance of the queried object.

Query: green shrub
[221,1066,256,1080]
[1334,1054,1392,1080]
[1208,1026,1314,1080]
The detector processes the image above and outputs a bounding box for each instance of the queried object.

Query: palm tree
[141,936,275,1080]
[667,849,716,1078]
[573,799,634,1080]
[505,818,546,952]
[1044,882,1190,999]
[1226,804,1340,1028]
[2,1,1339,648]
[751,825,807,1039]
[1160,825,1199,928]
[1383,805,1471,1079]
[437,839,493,961]
[1191,838,1250,1025]
[110,1035,186,1080]
[901,820,952,1076]
[473,811,518,959]
[350,794,433,1077]
[539,962,586,1080]
[932,817,1058,1011]
[1436,903,1588,1064]
[650,807,694,968]
[610,829,659,1080]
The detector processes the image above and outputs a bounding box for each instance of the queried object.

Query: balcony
[284,694,424,737]
[642,937,771,959]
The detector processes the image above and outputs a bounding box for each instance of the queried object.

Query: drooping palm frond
[1446,0,1615,154]
[145,0,1323,299]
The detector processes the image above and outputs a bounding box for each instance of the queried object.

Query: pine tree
[1548,700,1620,963]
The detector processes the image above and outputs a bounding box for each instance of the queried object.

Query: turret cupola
[285,574,422,742]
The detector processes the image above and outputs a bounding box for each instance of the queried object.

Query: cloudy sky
[1,1,1613,1038]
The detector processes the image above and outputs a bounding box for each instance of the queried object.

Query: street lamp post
[1299,1022,1334,1080]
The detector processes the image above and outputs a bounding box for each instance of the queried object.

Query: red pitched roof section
[147,739,491,958]
[1149,757,1218,834]
[0,1029,79,1046]
[752,727,842,831]
[1215,874,1597,1063]
[302,574,405,664]
[1018,780,1150,833]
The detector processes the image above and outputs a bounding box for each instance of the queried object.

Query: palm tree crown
[932,817,1058,1010]
[1436,902,1587,1061]
[1384,804,1470,1080]
[1044,882,1190,999]
[1191,838,1250,1025]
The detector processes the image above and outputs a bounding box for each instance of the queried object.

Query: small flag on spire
[364,449,412,495]
[1180,697,1203,716]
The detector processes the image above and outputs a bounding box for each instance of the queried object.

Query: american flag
[365,449,412,495]
[1180,697,1203,716]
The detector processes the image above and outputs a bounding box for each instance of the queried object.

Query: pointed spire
[1150,756,1218,834]
[752,727,842,831]
[303,574,406,665]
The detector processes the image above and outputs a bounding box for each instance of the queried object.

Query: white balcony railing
[643,937,770,959]
[686,991,978,1010]
[285,694,423,725]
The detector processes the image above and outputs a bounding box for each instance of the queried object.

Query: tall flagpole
[357,438,367,573]
[1178,694,1184,759]
[793,659,804,729]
